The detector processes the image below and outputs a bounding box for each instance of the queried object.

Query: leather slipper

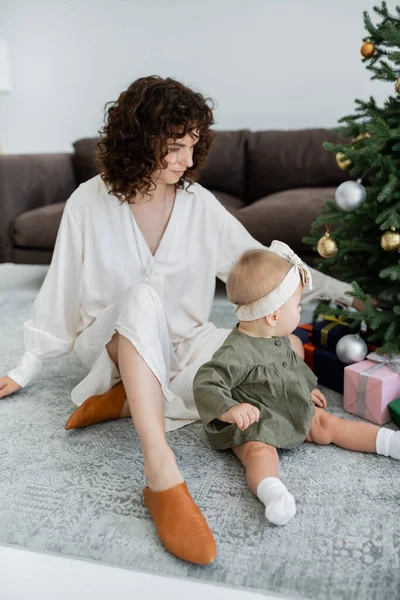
[144,482,216,565]
[65,382,126,430]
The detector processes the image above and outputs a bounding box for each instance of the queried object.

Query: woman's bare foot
[144,446,184,491]
[120,399,131,418]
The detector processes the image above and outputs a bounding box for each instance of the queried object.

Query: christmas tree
[305,1,400,356]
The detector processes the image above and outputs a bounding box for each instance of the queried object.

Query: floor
[0,545,301,600]
[0,263,300,600]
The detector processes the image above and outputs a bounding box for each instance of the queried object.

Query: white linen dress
[7,175,352,432]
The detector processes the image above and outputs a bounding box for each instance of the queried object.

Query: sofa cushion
[13,248,55,265]
[198,130,248,200]
[12,202,66,248]
[211,190,246,214]
[246,129,349,203]
[72,138,101,184]
[236,187,336,254]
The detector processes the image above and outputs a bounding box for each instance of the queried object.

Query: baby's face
[275,283,303,336]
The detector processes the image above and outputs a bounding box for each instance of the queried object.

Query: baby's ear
[266,310,279,327]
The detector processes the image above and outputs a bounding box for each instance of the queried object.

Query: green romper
[193,327,318,450]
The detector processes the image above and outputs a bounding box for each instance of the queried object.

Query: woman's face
[155,131,199,185]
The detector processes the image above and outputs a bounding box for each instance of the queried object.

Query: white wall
[0,0,396,154]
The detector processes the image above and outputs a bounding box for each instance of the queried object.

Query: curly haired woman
[1,76,361,564]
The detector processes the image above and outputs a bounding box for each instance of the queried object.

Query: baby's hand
[218,403,260,431]
[311,388,327,408]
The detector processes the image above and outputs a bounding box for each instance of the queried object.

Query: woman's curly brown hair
[97,76,216,202]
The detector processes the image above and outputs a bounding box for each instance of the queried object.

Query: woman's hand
[352,297,377,312]
[219,403,260,431]
[311,388,327,408]
[0,376,22,398]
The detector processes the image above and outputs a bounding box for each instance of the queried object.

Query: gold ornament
[336,152,351,170]
[353,132,371,143]
[361,39,375,58]
[396,78,400,94]
[381,227,400,252]
[317,227,338,258]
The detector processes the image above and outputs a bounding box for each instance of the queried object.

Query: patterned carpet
[1,265,399,600]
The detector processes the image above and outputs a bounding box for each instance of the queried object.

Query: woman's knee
[288,333,305,360]
[117,283,165,333]
[308,409,334,445]
[120,283,159,313]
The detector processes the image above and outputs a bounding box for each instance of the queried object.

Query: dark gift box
[293,327,345,393]
[294,323,378,395]
[311,317,351,351]
[304,342,379,395]
[313,345,345,394]
[388,397,400,428]
[293,324,312,345]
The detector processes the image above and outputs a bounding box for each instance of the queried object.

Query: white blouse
[8,175,352,388]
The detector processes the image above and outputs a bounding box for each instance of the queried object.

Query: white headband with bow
[233,240,313,321]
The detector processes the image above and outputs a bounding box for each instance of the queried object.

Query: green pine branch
[304,2,400,355]
[380,263,400,280]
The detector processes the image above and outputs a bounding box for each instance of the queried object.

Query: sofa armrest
[0,153,77,263]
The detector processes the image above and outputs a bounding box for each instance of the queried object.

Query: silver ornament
[336,334,368,364]
[334,179,367,212]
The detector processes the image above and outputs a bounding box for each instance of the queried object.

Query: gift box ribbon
[319,314,351,326]
[357,352,400,418]
[318,314,350,347]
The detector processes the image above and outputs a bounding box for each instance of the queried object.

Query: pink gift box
[344,359,400,425]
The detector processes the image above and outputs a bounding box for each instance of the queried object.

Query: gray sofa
[0,128,348,265]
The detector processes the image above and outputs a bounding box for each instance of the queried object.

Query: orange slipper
[144,482,216,565]
[65,382,127,430]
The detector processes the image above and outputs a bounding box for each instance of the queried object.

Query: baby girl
[193,242,400,526]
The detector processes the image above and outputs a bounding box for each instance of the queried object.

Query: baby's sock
[375,428,400,460]
[257,477,296,526]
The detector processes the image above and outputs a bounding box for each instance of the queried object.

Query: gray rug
[1,265,399,600]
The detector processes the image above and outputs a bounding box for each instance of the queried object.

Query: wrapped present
[343,353,400,425]
[302,342,345,393]
[311,315,351,351]
[295,325,379,395]
[388,397,400,428]
[293,324,312,345]
[314,346,346,394]
[304,342,315,371]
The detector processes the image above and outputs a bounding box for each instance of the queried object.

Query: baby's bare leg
[307,408,400,459]
[232,441,279,494]
[233,441,296,526]
[306,407,378,452]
